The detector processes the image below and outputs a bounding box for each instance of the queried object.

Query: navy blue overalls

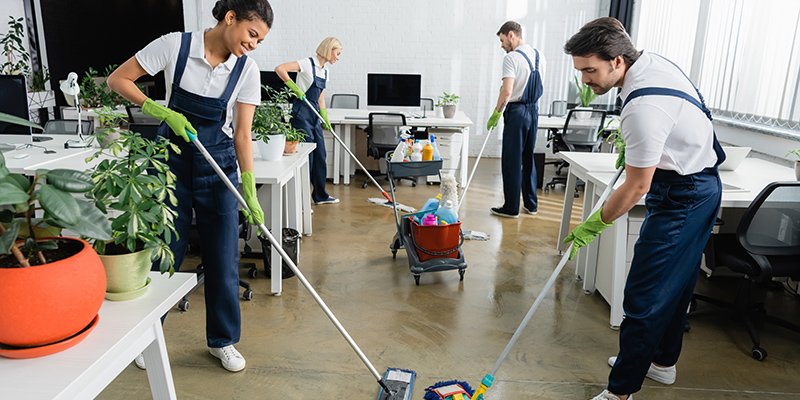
[154,32,244,348]
[608,55,726,395]
[499,49,543,214]
[291,57,331,203]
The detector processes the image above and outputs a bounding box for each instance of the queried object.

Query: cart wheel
[392,250,397,259]
[751,347,767,361]
[414,275,420,285]
[412,182,417,187]
[459,269,465,281]
[178,299,189,311]
[362,182,368,189]
[243,289,253,301]
[544,186,550,193]
[248,267,258,279]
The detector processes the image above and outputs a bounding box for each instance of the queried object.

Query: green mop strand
[470,166,625,400]
[185,130,414,400]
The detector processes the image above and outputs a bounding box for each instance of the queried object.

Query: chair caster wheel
[751,347,767,361]
[411,182,417,187]
[248,268,258,278]
[178,299,189,311]
[362,182,368,189]
[242,289,253,301]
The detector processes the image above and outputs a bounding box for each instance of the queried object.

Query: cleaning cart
[386,155,467,285]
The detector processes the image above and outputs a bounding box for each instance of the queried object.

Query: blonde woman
[275,37,342,204]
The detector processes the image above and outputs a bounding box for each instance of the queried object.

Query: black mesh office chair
[129,123,160,141]
[42,119,94,135]
[330,94,359,109]
[688,181,800,361]
[361,113,416,188]
[126,105,161,124]
[544,109,607,197]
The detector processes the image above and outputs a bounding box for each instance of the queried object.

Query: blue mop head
[423,380,475,400]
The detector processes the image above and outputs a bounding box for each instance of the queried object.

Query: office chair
[42,119,94,135]
[361,112,417,188]
[543,109,607,197]
[330,93,359,109]
[688,181,800,361]
[126,105,161,124]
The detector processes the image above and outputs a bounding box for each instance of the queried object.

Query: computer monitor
[0,75,32,136]
[366,73,422,109]
[260,71,297,102]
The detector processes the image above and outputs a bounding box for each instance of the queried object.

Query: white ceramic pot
[795,161,800,181]
[256,134,286,161]
[573,106,593,121]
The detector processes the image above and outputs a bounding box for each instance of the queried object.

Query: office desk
[559,155,797,328]
[1,145,95,174]
[252,142,315,296]
[537,115,620,132]
[0,272,196,400]
[326,109,473,185]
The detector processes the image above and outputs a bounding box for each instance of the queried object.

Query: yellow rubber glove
[487,109,502,131]
[563,208,613,260]
[141,98,196,143]
[241,171,264,228]
[319,108,333,131]
[284,79,306,101]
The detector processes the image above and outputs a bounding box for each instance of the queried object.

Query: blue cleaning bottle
[434,199,458,224]
[420,196,440,212]
[430,134,441,161]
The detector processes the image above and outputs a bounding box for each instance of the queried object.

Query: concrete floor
[98,158,800,399]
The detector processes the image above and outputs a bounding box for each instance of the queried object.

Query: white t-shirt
[619,52,717,175]
[502,43,546,102]
[295,57,329,95]
[135,31,261,138]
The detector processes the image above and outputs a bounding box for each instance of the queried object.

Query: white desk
[558,154,797,328]
[326,109,473,185]
[1,145,95,174]
[0,272,196,400]
[252,142,315,296]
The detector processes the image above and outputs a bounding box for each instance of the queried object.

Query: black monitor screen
[260,71,297,101]
[0,75,31,135]
[367,73,421,107]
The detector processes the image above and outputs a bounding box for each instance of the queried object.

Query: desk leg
[333,125,341,185]
[608,211,628,330]
[270,183,283,296]
[301,160,312,236]
[557,167,578,253]
[143,321,177,400]
[576,179,597,282]
[287,170,299,233]
[343,125,353,185]
[459,127,469,186]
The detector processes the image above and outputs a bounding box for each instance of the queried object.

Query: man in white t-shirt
[562,18,725,400]
[487,21,545,218]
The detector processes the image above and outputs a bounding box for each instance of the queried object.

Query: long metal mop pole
[471,166,626,400]
[456,127,494,212]
[300,97,394,204]
[186,131,393,395]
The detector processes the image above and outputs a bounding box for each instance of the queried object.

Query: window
[635,0,800,132]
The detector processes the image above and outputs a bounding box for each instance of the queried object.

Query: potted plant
[283,125,307,154]
[436,92,460,118]
[93,106,128,148]
[0,112,112,356]
[573,76,598,121]
[1,16,55,123]
[787,149,800,181]
[253,86,298,161]
[85,116,180,300]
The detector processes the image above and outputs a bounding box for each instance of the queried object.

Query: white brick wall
[186,0,608,157]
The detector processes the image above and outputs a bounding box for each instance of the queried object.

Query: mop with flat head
[185,130,415,400]
[455,127,496,241]
[298,96,415,213]
[468,166,626,400]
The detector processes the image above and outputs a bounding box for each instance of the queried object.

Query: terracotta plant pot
[0,238,106,348]
[284,140,299,154]
[100,247,154,300]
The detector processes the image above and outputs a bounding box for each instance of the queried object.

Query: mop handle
[456,127,494,212]
[186,132,390,391]
[300,97,393,203]
[486,166,625,378]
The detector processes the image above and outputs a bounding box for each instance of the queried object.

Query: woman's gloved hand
[241,171,264,228]
[486,109,502,131]
[320,108,333,131]
[141,98,196,142]
[563,207,613,260]
[284,79,306,101]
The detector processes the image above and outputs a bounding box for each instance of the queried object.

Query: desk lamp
[59,72,91,148]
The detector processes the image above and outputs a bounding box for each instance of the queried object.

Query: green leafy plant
[575,76,598,108]
[436,92,460,107]
[253,86,305,143]
[27,65,50,92]
[0,113,112,268]
[85,112,180,275]
[0,16,30,77]
[79,65,131,108]
[787,149,800,161]
[95,105,127,130]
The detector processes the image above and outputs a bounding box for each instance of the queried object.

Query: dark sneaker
[608,356,675,385]
[490,207,518,218]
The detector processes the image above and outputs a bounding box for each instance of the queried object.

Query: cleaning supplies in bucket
[435,199,458,225]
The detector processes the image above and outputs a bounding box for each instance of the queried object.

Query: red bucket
[410,219,462,262]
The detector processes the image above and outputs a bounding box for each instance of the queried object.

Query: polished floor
[99,158,800,399]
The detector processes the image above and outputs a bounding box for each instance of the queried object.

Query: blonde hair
[316,37,342,59]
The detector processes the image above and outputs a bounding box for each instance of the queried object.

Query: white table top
[2,145,96,174]
[252,142,316,184]
[559,152,619,176]
[0,272,196,400]
[327,109,473,127]
[538,115,620,130]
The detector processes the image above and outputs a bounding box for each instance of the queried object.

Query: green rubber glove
[563,208,613,260]
[241,171,264,228]
[284,79,306,101]
[319,108,333,131]
[141,98,196,143]
[487,109,502,131]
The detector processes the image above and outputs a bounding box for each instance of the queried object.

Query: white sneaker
[608,356,676,385]
[134,353,146,370]
[522,206,538,215]
[591,390,632,400]
[210,345,246,372]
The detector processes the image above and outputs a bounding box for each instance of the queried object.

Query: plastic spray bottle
[434,199,458,224]
[429,134,441,161]
[391,139,407,162]
[411,140,423,161]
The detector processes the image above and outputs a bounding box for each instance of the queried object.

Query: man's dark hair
[564,17,641,65]
[497,21,522,37]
